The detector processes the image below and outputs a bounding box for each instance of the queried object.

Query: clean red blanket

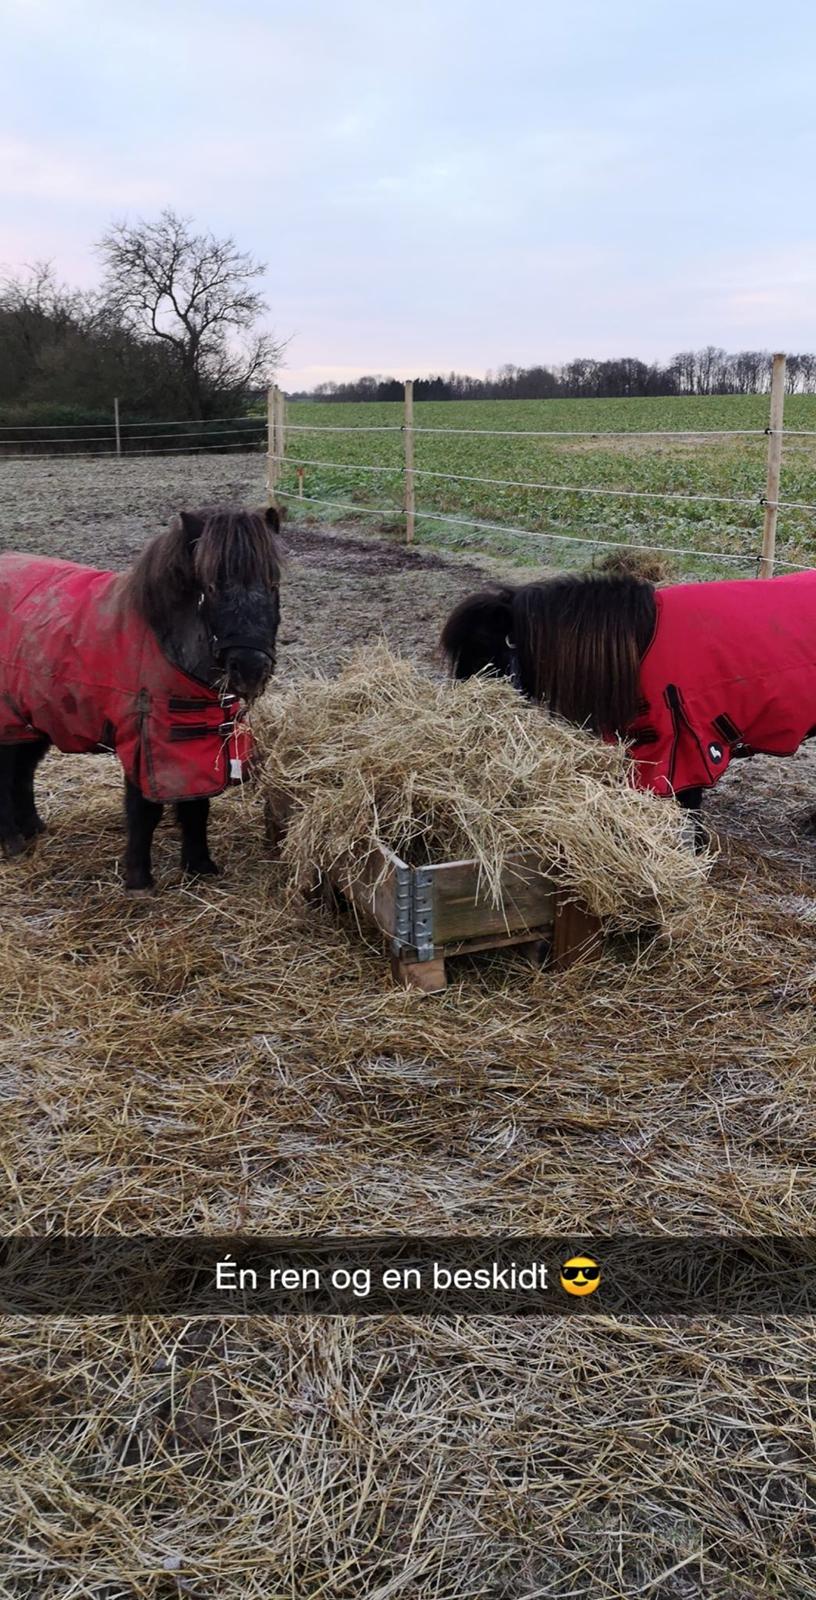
[626,571,816,795]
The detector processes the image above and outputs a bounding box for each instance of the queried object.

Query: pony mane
[123,506,282,632]
[513,572,657,733]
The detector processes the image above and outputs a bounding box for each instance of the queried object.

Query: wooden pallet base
[390,953,449,993]
[390,940,546,994]
[388,909,601,994]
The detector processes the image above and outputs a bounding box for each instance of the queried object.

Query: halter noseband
[198,590,220,655]
[505,635,523,694]
[198,591,276,679]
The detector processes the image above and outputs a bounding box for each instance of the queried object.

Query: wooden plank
[263,789,293,858]
[390,953,447,993]
[336,844,406,940]
[550,895,602,969]
[427,854,555,944]
[438,927,552,958]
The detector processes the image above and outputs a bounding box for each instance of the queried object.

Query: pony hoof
[126,885,156,899]
[125,870,155,894]
[19,817,46,840]
[2,832,28,860]
[182,858,220,878]
[800,811,816,839]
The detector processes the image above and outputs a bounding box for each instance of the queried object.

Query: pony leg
[176,797,218,877]
[0,746,26,859]
[13,737,50,839]
[123,778,164,891]
[677,786,708,853]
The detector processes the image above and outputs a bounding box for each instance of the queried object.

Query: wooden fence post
[403,379,415,544]
[267,383,281,504]
[113,397,121,458]
[275,385,286,492]
[759,353,786,578]
[267,384,277,502]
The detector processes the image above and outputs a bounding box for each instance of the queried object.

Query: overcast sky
[1,0,815,389]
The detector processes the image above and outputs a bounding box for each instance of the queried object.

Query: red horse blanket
[626,571,816,795]
[0,553,252,804]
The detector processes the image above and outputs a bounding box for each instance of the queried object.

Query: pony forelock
[123,506,282,631]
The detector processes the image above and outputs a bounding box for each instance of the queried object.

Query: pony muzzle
[221,646,275,698]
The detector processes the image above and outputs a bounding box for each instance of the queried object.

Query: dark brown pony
[441,573,655,728]
[441,573,703,822]
[0,505,282,889]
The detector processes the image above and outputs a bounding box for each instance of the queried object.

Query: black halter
[506,636,523,694]
[197,591,273,663]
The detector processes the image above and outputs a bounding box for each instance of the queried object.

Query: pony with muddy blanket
[0,506,281,889]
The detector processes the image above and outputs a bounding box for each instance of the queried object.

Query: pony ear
[179,511,205,547]
[440,588,516,679]
[263,505,281,534]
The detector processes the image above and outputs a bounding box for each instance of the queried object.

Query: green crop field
[278,394,816,576]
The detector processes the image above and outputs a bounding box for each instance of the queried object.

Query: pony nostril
[226,649,272,688]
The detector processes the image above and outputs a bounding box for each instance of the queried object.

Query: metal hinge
[412,866,435,960]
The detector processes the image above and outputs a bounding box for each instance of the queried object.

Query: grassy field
[279,394,816,576]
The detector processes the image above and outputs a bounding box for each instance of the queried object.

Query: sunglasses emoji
[560,1255,601,1297]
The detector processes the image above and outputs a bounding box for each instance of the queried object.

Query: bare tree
[97,211,284,417]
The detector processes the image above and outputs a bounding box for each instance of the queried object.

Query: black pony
[441,573,704,817]
[0,505,282,889]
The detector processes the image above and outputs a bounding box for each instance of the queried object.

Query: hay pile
[3,751,815,1243]
[5,478,816,1598]
[258,642,710,926]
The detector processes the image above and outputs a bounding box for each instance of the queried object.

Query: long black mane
[441,572,657,733]
[123,506,282,634]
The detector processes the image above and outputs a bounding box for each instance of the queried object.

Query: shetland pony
[441,570,816,831]
[0,506,281,889]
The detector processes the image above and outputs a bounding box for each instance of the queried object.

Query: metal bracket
[391,860,413,954]
[389,862,436,962]
[411,866,435,960]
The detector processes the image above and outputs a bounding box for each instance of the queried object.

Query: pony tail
[440,587,517,679]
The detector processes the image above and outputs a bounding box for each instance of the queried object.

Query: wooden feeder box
[266,798,601,992]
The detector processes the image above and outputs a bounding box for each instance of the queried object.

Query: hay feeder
[266,801,599,991]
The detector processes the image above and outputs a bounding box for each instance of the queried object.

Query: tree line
[0,211,282,438]
[4,211,814,440]
[294,350,816,403]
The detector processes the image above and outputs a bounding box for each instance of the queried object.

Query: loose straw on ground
[3,727,816,1598]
